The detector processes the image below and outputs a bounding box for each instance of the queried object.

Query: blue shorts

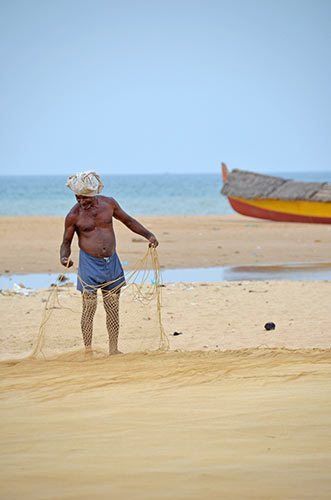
[77,249,126,294]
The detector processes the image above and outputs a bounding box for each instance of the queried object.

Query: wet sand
[1,214,331,499]
[1,215,331,274]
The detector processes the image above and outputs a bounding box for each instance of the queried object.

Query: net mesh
[30,247,169,359]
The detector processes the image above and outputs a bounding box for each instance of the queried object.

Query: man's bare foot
[109,349,123,356]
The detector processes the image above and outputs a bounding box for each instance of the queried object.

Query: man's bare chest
[76,209,114,233]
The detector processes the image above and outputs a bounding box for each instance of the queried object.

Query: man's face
[76,195,95,210]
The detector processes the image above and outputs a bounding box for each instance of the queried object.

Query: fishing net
[30,247,169,359]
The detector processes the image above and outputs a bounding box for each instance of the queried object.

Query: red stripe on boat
[228,197,331,224]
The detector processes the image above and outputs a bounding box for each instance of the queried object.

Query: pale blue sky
[0,0,330,175]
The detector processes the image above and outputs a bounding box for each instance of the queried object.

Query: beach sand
[1,349,330,500]
[1,215,331,499]
[1,214,331,274]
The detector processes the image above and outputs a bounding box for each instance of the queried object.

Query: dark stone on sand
[57,274,68,282]
[264,322,276,331]
[173,331,183,336]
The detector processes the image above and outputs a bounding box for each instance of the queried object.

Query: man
[60,171,158,355]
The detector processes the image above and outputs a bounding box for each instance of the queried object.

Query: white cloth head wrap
[66,171,104,196]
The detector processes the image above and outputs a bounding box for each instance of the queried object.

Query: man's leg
[102,290,121,355]
[81,292,97,350]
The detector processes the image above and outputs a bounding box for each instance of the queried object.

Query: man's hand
[60,256,74,268]
[148,235,159,248]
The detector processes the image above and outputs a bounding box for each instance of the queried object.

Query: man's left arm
[112,199,159,247]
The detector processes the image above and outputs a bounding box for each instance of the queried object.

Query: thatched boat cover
[221,169,331,201]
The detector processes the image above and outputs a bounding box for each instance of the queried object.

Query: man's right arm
[60,212,76,267]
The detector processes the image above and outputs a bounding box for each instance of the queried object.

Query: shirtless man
[60,172,158,355]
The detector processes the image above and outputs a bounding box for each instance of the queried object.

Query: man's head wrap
[66,171,104,196]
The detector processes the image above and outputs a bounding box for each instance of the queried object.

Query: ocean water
[1,171,331,216]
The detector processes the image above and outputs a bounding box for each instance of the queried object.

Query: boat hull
[228,196,331,224]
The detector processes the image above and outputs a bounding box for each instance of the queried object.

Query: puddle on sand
[164,262,331,282]
[221,262,331,282]
[1,262,331,290]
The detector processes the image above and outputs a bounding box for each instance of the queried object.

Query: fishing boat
[221,163,331,224]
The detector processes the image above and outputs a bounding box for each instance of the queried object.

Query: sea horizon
[1,170,331,177]
[1,171,331,217]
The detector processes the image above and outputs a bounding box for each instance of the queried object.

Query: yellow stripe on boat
[233,197,331,218]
